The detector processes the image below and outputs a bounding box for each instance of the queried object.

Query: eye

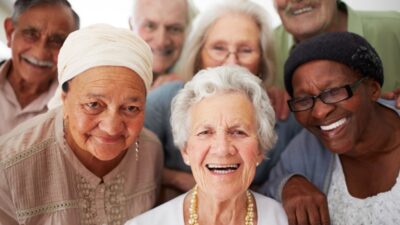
[124,105,141,116]
[47,35,65,49]
[167,25,184,34]
[238,47,254,54]
[211,45,226,52]
[83,101,103,114]
[143,21,156,31]
[22,28,39,42]
[230,129,248,137]
[196,129,212,136]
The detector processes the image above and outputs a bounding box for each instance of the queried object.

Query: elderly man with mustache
[0,0,79,136]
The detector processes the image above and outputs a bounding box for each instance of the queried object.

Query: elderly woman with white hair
[126,65,288,224]
[0,24,163,225]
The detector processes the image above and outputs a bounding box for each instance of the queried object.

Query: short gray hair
[12,0,80,29]
[175,0,276,85]
[171,65,277,153]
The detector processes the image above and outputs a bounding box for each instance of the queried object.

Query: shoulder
[125,194,185,225]
[147,81,185,103]
[253,192,288,225]
[0,109,60,165]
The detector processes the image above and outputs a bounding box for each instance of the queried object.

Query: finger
[285,206,298,225]
[318,201,331,225]
[295,206,309,225]
[306,203,322,225]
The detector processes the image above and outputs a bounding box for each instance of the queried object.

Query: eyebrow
[84,94,143,102]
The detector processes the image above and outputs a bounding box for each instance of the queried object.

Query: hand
[266,86,290,120]
[381,87,400,108]
[282,176,330,225]
[151,73,183,91]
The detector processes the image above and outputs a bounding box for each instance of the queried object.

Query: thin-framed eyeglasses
[205,44,260,63]
[288,77,368,112]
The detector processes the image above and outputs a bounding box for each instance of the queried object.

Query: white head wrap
[47,23,153,109]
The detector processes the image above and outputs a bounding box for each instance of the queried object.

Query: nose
[30,37,52,60]
[311,98,335,120]
[223,52,239,66]
[99,111,125,136]
[211,132,236,156]
[152,27,171,49]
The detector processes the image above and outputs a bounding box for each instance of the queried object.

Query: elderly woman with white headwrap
[0,24,163,225]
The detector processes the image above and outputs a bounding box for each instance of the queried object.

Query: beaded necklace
[188,185,255,225]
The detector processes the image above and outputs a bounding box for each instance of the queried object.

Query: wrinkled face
[274,0,338,42]
[182,92,262,201]
[291,60,375,154]
[132,0,187,74]
[200,13,261,75]
[62,66,146,161]
[5,3,76,84]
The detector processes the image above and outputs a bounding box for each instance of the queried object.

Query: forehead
[17,3,75,33]
[135,0,187,24]
[190,92,255,125]
[70,66,146,94]
[292,60,359,91]
[205,13,260,43]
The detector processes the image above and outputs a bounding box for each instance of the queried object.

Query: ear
[4,18,15,48]
[128,17,134,30]
[180,144,190,166]
[367,79,381,101]
[256,148,265,164]
[61,90,67,104]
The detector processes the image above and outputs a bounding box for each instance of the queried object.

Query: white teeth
[207,164,239,169]
[22,55,53,67]
[320,118,347,131]
[293,6,313,15]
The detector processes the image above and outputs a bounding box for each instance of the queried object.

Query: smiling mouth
[206,163,240,174]
[320,118,347,131]
[292,6,313,15]
[22,55,53,68]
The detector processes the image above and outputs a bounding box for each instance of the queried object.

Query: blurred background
[0,0,399,58]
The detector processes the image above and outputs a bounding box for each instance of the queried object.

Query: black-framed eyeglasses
[288,77,368,112]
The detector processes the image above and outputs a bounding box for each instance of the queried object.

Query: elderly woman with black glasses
[263,32,400,225]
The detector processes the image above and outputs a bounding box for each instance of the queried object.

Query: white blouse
[328,155,400,225]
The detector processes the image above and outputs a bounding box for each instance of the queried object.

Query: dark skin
[282,60,400,225]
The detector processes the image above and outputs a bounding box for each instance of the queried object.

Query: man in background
[272,0,400,105]
[0,0,79,136]
[129,0,197,90]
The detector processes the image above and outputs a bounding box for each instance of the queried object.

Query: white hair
[171,65,277,153]
[175,0,275,85]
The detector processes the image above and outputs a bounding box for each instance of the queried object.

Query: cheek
[186,140,209,165]
[125,114,145,138]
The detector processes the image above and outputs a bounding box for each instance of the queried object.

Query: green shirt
[273,2,400,92]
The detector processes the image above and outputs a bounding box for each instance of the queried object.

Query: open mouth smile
[206,163,240,174]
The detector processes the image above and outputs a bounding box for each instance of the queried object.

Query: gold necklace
[188,185,255,225]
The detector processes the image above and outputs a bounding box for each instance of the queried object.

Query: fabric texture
[0,108,163,225]
[124,191,288,225]
[273,1,400,93]
[284,32,383,97]
[0,60,57,136]
[144,81,303,186]
[261,99,400,204]
[327,155,400,225]
[48,24,153,109]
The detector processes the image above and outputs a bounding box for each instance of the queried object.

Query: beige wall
[0,1,12,58]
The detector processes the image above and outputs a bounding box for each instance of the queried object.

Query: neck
[345,103,400,160]
[185,185,256,225]
[7,66,53,108]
